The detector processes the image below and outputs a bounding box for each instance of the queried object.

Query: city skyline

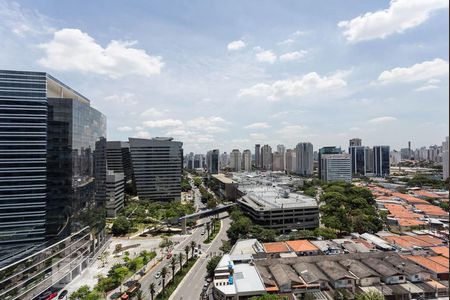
[0,0,448,153]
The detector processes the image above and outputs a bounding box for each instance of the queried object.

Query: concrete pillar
[181,218,187,234]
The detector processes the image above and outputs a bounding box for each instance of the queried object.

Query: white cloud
[244,122,271,129]
[428,78,441,84]
[377,58,448,84]
[136,131,151,139]
[278,39,295,45]
[338,0,448,42]
[349,127,361,131]
[0,0,54,37]
[117,126,133,132]
[140,108,166,117]
[414,85,439,92]
[239,72,347,100]
[142,119,183,128]
[293,30,307,37]
[279,50,307,62]
[104,92,138,105]
[38,28,164,77]
[249,133,267,140]
[227,40,246,50]
[277,125,307,137]
[368,116,397,124]
[186,116,229,133]
[256,50,277,63]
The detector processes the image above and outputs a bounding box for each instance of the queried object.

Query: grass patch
[155,257,198,300]
[204,221,221,244]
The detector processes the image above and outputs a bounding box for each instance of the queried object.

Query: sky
[0,0,448,154]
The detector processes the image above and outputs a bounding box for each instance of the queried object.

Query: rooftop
[263,242,290,253]
[286,240,319,252]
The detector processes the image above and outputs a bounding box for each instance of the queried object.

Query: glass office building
[349,146,366,176]
[373,145,390,177]
[0,70,48,255]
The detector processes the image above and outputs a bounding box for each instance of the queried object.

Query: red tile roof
[263,242,290,253]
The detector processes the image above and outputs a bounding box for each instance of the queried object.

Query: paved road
[169,215,231,300]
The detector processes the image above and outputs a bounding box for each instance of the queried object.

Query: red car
[166,253,172,259]
[44,293,58,300]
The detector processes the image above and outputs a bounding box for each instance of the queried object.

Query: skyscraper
[230,149,242,171]
[129,137,183,201]
[318,146,342,178]
[296,142,313,176]
[0,70,48,248]
[242,149,252,172]
[272,151,284,171]
[220,151,229,170]
[106,141,133,181]
[349,138,362,147]
[206,149,219,174]
[364,147,374,174]
[373,146,390,177]
[260,144,272,170]
[285,149,297,173]
[321,154,352,182]
[255,144,261,168]
[277,144,286,170]
[443,137,449,180]
[349,146,366,176]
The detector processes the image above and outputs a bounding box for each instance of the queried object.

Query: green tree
[190,241,196,258]
[206,222,211,240]
[170,255,177,276]
[161,266,168,296]
[314,227,337,239]
[111,216,131,236]
[250,294,288,300]
[206,256,221,277]
[178,252,184,270]
[149,283,155,300]
[355,291,384,300]
[184,245,190,260]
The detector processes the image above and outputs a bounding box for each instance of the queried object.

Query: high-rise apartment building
[285,149,297,173]
[242,149,252,172]
[296,142,313,176]
[206,149,219,174]
[321,154,352,182]
[230,149,242,171]
[390,150,401,166]
[255,144,261,168]
[260,145,272,170]
[373,146,390,177]
[364,147,374,174]
[129,137,183,201]
[105,171,125,218]
[277,144,286,170]
[220,151,229,170]
[443,137,449,180]
[349,138,362,147]
[272,152,284,171]
[318,146,342,178]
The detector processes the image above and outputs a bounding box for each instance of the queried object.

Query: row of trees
[226,208,277,244]
[320,182,384,235]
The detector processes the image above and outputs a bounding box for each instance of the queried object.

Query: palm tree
[190,241,196,258]
[179,252,184,270]
[149,282,155,300]
[206,222,211,240]
[161,266,168,296]
[184,245,190,261]
[136,290,143,300]
[170,255,177,277]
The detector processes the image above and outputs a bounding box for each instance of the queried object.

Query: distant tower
[408,141,412,159]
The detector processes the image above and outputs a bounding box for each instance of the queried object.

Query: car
[201,231,205,235]
[44,293,58,300]
[58,290,68,299]
[204,283,209,287]
[154,272,161,279]
[166,253,172,259]
[36,290,52,300]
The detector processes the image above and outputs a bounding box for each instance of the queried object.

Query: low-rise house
[383,255,431,282]
[404,255,449,280]
[262,242,291,258]
[292,262,329,291]
[430,246,449,258]
[230,238,266,259]
[285,240,320,256]
[363,257,406,284]
[339,259,380,286]
[316,260,357,293]
[310,240,342,255]
[268,263,303,293]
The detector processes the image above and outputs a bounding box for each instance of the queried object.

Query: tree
[136,290,143,300]
[355,291,384,300]
[69,285,103,300]
[184,245,190,260]
[314,227,337,239]
[190,241,196,258]
[149,283,155,300]
[206,222,211,240]
[178,252,184,270]
[170,256,177,277]
[111,216,131,236]
[161,266,168,296]
[250,295,288,300]
[206,256,221,277]
[99,251,109,268]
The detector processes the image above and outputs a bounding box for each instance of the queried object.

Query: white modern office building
[321,154,352,182]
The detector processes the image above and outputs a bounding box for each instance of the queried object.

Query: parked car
[44,293,58,300]
[58,290,68,299]
[154,272,161,279]
[166,253,172,259]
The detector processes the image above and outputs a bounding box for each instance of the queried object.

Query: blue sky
[0,0,448,153]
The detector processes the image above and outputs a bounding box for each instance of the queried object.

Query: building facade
[242,149,252,172]
[285,149,297,173]
[373,146,390,177]
[261,145,272,170]
[318,146,341,179]
[277,144,286,170]
[349,146,366,176]
[443,137,449,180]
[105,171,125,218]
[321,154,352,182]
[230,149,242,172]
[129,137,183,201]
[296,142,313,176]
[206,149,219,174]
[106,141,132,181]
[272,151,284,171]
[255,144,261,169]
